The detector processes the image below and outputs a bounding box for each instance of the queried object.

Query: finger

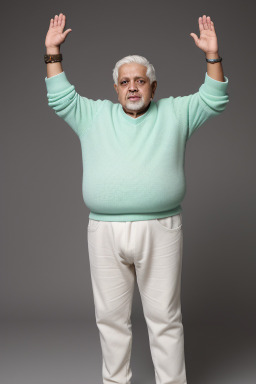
[58,13,62,27]
[49,18,54,28]
[206,16,211,29]
[53,15,58,28]
[63,29,72,38]
[198,17,204,33]
[190,33,199,45]
[202,14,208,29]
[61,14,66,29]
[211,20,215,32]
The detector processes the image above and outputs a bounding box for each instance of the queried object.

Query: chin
[125,98,146,111]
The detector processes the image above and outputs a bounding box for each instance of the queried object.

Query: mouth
[128,96,141,101]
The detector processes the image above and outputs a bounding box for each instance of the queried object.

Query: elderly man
[44,13,229,384]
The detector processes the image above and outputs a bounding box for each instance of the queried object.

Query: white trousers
[87,213,187,384]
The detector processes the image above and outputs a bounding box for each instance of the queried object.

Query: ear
[114,83,118,94]
[151,81,157,99]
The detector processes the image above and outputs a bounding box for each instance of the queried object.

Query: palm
[45,13,72,48]
[190,15,218,54]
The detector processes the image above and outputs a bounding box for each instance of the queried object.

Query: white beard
[125,96,146,111]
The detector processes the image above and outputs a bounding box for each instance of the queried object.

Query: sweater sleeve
[173,72,229,141]
[45,71,105,138]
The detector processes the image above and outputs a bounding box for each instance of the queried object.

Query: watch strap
[44,53,63,64]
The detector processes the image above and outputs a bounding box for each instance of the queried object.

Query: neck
[122,102,151,119]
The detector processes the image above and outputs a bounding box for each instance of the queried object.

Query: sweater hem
[88,206,182,222]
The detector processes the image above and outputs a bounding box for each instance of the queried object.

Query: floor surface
[0,320,255,384]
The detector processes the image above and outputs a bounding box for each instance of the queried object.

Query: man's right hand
[45,13,72,52]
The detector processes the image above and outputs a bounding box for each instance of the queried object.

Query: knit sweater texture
[45,71,229,221]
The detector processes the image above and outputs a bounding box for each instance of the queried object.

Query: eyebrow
[120,76,146,81]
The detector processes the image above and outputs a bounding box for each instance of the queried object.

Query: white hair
[113,55,156,85]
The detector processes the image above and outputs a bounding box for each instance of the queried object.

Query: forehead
[118,63,147,79]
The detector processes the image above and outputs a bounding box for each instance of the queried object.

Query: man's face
[114,63,157,117]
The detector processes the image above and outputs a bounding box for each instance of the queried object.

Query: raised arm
[45,13,72,78]
[170,15,229,141]
[190,15,225,82]
[44,14,106,138]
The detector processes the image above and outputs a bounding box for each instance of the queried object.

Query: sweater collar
[119,101,154,125]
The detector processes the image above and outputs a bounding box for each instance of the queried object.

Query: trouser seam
[125,288,133,384]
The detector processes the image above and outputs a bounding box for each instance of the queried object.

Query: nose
[128,81,138,92]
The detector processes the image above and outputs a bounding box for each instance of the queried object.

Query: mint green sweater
[45,71,229,221]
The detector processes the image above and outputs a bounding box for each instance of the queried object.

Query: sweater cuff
[203,72,229,96]
[45,71,73,94]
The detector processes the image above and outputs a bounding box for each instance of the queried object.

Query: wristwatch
[205,56,222,63]
[44,53,63,64]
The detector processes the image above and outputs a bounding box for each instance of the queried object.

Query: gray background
[1,0,255,383]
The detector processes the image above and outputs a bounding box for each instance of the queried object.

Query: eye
[120,80,128,85]
[138,80,145,83]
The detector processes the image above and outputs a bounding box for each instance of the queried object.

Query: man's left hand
[190,15,219,54]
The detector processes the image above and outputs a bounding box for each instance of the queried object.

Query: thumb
[190,33,199,45]
[63,29,72,38]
